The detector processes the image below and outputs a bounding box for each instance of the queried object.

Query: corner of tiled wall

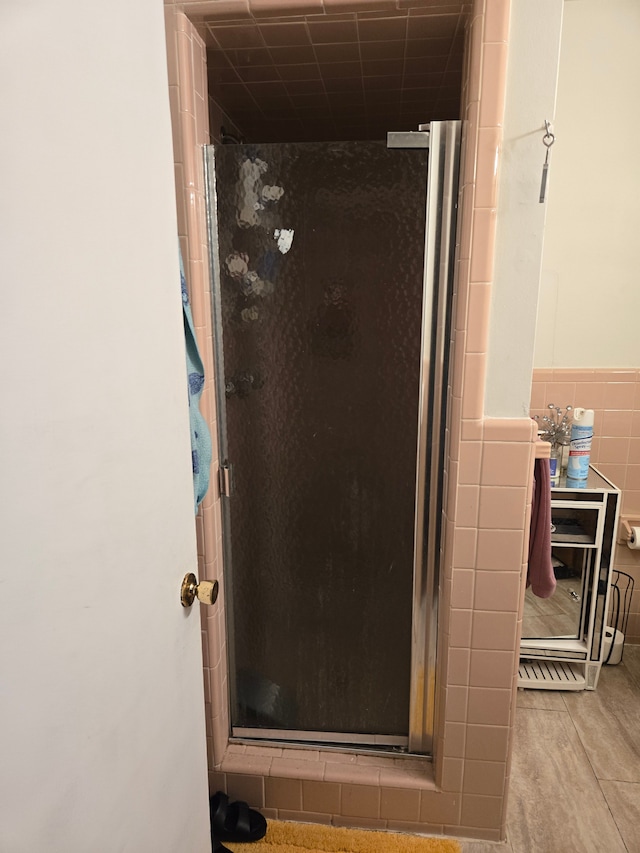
[165,2,230,780]
[531,368,640,643]
[434,0,546,840]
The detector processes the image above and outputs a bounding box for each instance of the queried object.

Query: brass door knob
[180,573,219,608]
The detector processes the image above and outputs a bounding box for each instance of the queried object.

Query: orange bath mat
[225,820,461,853]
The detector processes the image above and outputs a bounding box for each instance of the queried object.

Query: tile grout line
[593,776,632,853]
[560,691,630,851]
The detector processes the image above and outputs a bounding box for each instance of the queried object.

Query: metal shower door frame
[203,120,461,756]
[408,120,461,755]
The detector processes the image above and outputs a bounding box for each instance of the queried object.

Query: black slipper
[210,791,267,843]
[213,839,231,853]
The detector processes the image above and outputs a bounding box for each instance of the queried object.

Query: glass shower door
[206,138,447,747]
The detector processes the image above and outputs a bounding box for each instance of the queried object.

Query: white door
[0,3,211,852]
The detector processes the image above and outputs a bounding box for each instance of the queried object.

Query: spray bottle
[566,408,594,480]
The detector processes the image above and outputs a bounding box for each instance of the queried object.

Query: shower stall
[205,121,460,755]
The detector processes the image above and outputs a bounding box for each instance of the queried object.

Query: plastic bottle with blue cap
[567,407,594,481]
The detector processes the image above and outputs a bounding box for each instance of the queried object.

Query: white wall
[0,2,211,851]
[484,0,564,416]
[535,0,640,368]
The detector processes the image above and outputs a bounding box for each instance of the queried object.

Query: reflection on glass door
[206,140,435,746]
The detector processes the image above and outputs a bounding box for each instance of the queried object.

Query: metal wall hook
[540,119,556,202]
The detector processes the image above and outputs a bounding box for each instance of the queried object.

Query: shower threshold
[231,727,408,750]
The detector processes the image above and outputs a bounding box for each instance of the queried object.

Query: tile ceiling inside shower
[199,3,470,142]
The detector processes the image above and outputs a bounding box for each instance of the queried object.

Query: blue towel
[180,249,212,513]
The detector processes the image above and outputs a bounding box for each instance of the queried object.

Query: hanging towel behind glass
[527,458,556,598]
[180,249,211,512]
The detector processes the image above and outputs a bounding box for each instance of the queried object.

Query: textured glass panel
[212,141,429,737]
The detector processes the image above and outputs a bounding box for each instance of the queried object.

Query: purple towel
[527,458,556,598]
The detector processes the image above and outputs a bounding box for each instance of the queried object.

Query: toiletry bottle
[567,408,594,480]
[549,444,560,486]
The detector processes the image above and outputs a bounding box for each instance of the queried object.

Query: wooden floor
[461,645,640,853]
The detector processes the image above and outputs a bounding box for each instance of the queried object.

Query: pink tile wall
[165,5,231,772]
[165,0,533,842]
[531,367,640,643]
[433,0,535,838]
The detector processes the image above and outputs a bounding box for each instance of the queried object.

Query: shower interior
[202,6,467,144]
[201,2,468,756]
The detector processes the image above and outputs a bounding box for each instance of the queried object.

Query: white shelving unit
[519,466,621,691]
